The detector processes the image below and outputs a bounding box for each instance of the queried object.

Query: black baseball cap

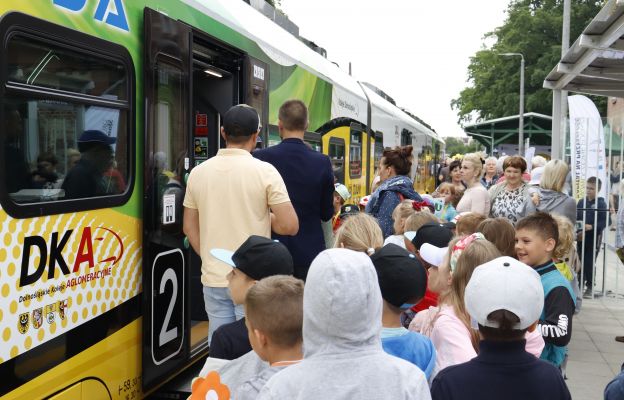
[412,222,454,251]
[222,104,261,137]
[370,244,427,308]
[340,204,359,218]
[210,235,293,280]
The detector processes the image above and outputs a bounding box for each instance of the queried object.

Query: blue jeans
[203,286,244,345]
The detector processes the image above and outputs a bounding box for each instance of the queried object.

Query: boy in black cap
[208,235,294,360]
[370,244,437,379]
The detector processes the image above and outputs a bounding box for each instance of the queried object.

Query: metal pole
[552,90,562,159]
[560,0,571,162]
[519,56,525,156]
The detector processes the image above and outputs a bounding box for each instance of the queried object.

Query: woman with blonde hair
[333,213,383,255]
[518,159,576,225]
[456,153,490,215]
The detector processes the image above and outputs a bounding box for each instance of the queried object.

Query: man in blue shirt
[254,100,334,280]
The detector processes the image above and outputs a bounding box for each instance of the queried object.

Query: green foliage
[444,137,482,156]
[452,0,607,125]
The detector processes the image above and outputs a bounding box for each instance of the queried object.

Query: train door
[142,8,192,392]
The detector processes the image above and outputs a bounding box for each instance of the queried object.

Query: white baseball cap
[334,183,350,201]
[465,256,544,330]
[419,243,448,268]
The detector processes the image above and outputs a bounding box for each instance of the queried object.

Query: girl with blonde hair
[456,153,490,215]
[383,200,417,248]
[333,213,383,255]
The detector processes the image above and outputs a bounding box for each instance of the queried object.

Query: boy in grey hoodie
[257,248,431,400]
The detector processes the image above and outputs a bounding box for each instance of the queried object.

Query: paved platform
[567,229,624,399]
[567,298,624,399]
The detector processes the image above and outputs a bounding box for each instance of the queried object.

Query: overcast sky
[280,0,510,137]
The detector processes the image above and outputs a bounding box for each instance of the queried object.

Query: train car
[0,1,442,399]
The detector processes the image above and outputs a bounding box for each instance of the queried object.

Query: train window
[1,22,134,217]
[400,129,412,146]
[349,129,362,178]
[328,139,345,183]
[7,36,127,100]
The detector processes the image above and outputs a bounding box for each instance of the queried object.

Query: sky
[280,1,510,138]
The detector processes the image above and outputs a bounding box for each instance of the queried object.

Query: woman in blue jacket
[366,146,422,238]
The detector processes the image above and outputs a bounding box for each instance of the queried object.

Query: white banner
[331,85,368,125]
[568,95,607,200]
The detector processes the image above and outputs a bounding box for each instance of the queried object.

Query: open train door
[142,8,192,392]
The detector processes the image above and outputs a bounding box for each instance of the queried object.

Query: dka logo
[19,227,125,287]
[53,0,130,32]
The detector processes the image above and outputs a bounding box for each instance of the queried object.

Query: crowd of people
[184,101,623,399]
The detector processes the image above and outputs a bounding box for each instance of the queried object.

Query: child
[409,235,501,378]
[402,211,441,253]
[576,176,608,297]
[208,236,294,360]
[434,182,460,222]
[370,244,437,379]
[552,214,582,315]
[257,248,431,399]
[476,218,516,257]
[332,183,351,232]
[234,275,304,400]
[430,256,571,400]
[455,212,486,236]
[404,222,454,316]
[333,213,383,254]
[515,212,576,368]
[384,200,416,248]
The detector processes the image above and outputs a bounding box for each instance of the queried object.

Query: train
[0,0,443,398]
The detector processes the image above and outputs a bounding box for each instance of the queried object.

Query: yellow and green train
[0,1,443,399]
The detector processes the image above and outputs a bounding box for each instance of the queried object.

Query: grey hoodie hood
[303,248,383,357]
[257,249,431,400]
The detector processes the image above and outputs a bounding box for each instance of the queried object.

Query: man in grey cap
[183,104,298,343]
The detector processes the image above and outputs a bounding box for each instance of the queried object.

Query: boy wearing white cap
[430,256,571,400]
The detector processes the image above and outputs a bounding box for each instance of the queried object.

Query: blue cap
[78,130,116,145]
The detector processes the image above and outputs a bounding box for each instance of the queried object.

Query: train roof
[183,0,440,143]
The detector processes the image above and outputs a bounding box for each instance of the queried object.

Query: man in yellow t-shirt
[183,104,298,343]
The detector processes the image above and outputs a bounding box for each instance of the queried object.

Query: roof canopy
[463,112,553,150]
[543,0,624,97]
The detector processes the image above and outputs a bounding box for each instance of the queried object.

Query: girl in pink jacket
[410,234,545,378]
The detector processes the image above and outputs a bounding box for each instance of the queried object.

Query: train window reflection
[329,140,345,183]
[7,36,127,100]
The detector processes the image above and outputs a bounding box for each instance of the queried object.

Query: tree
[444,137,482,156]
[452,0,606,125]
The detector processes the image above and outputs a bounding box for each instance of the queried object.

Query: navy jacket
[209,317,251,360]
[577,196,608,245]
[431,340,571,400]
[254,138,334,278]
